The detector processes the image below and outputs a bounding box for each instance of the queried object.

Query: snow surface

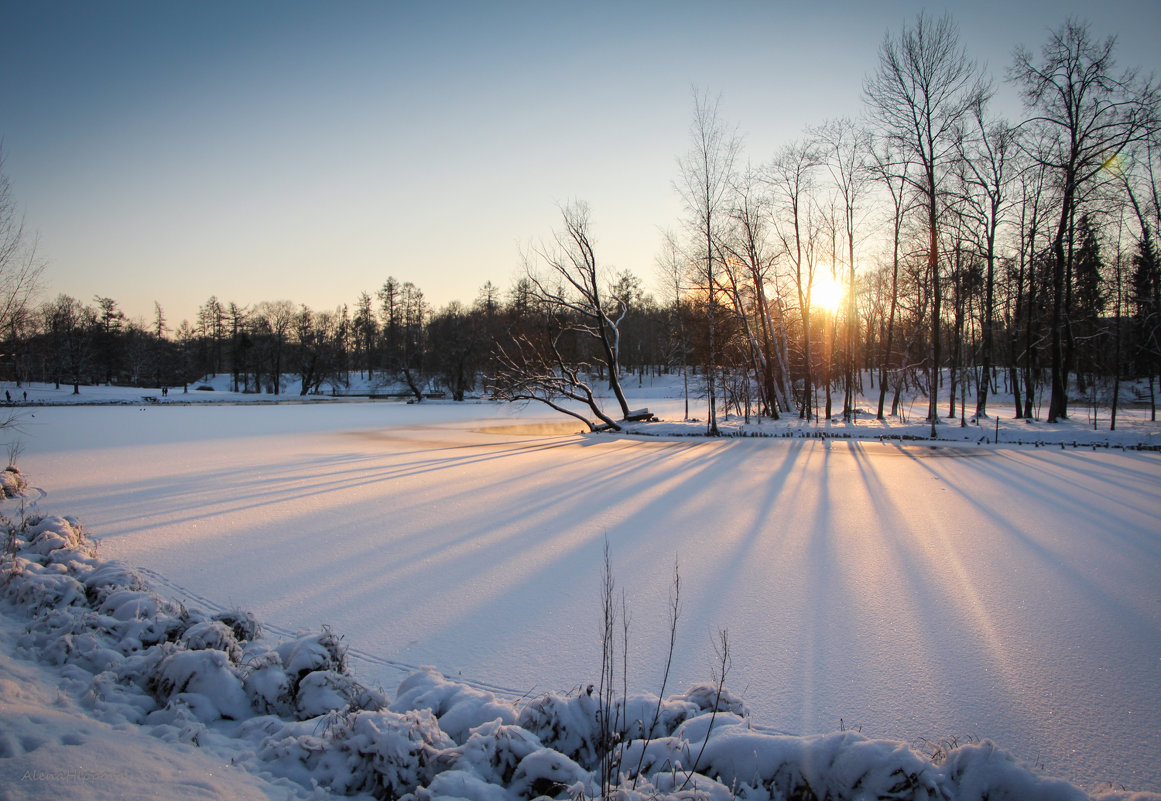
[3,376,1161,798]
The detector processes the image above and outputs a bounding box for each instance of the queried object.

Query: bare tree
[766,139,823,419]
[718,168,794,418]
[398,281,427,402]
[865,11,985,436]
[656,231,693,420]
[523,201,632,420]
[489,330,624,432]
[867,133,914,419]
[954,96,1017,418]
[1011,19,1160,421]
[677,88,741,435]
[226,302,249,393]
[0,154,44,395]
[814,118,872,419]
[253,300,295,394]
[0,150,43,363]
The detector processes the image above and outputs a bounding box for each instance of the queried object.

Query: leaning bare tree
[865,11,985,437]
[489,325,625,432]
[490,202,633,430]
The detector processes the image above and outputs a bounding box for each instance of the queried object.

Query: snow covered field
[3,378,1160,798]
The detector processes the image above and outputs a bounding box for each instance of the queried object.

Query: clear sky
[2,0,1158,327]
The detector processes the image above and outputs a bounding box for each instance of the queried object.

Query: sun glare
[811,271,844,314]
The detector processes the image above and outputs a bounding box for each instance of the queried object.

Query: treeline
[1,15,1159,429]
[0,278,676,402]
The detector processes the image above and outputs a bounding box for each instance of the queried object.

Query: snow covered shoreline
[3,510,1157,801]
[5,376,1158,450]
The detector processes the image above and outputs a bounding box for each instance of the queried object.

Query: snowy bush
[20,514,92,557]
[242,650,295,716]
[508,747,591,799]
[213,607,261,641]
[3,559,88,611]
[696,728,944,800]
[939,740,1091,801]
[295,669,383,719]
[276,626,348,676]
[0,465,27,498]
[516,689,603,767]
[179,619,243,661]
[444,718,544,786]
[390,667,517,744]
[148,647,252,721]
[82,559,147,602]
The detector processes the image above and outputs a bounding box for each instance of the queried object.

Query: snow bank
[4,507,1155,800]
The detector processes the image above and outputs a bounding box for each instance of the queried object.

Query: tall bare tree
[766,139,822,419]
[677,88,741,435]
[954,96,1017,418]
[1011,19,1159,421]
[814,118,871,419]
[867,133,913,419]
[253,300,295,394]
[865,11,985,436]
[0,150,43,360]
[718,167,794,417]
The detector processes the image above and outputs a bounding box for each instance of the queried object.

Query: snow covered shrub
[148,647,251,721]
[295,669,383,719]
[242,651,295,716]
[37,627,124,674]
[276,626,348,677]
[516,689,603,768]
[213,607,261,642]
[0,465,27,498]
[694,729,944,801]
[21,515,93,557]
[271,626,385,720]
[675,681,749,717]
[179,619,243,662]
[389,667,517,744]
[82,666,158,723]
[97,588,190,650]
[637,767,736,801]
[270,708,454,800]
[4,560,87,612]
[672,709,748,746]
[938,739,1090,801]
[413,769,512,801]
[82,559,147,604]
[508,747,591,799]
[615,691,702,741]
[445,718,545,786]
[348,708,455,797]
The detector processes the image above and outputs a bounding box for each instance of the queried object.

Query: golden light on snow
[811,269,844,314]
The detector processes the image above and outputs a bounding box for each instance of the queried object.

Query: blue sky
[2,0,1159,327]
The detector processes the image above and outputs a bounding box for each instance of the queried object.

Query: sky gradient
[3,0,1159,327]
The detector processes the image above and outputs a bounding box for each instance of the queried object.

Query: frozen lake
[17,400,1161,793]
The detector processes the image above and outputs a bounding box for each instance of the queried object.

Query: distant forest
[2,15,1159,431]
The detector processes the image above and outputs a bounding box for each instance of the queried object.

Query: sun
[811,270,844,314]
